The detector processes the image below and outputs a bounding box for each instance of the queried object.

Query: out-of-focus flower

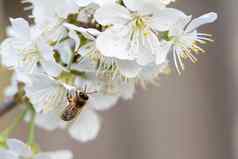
[0,138,73,159]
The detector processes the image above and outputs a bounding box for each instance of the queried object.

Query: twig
[0,98,17,117]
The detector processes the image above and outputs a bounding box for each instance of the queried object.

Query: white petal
[94,4,131,25]
[41,61,63,77]
[6,139,32,158]
[71,58,97,72]
[139,64,166,80]
[36,40,63,77]
[69,109,100,142]
[74,0,95,6]
[75,0,115,6]
[123,0,164,14]
[34,112,62,131]
[89,94,119,111]
[169,16,192,37]
[30,0,56,25]
[96,0,117,6]
[74,75,99,91]
[186,12,218,32]
[78,42,96,56]
[15,70,33,84]
[156,41,171,65]
[55,40,73,65]
[24,74,67,113]
[135,50,154,66]
[0,150,18,159]
[0,39,20,68]
[32,0,78,20]
[151,8,186,32]
[37,39,54,61]
[41,150,73,159]
[64,23,99,40]
[96,28,134,60]
[34,154,51,159]
[69,30,81,52]
[133,31,159,65]
[9,18,31,41]
[64,23,101,36]
[57,0,79,18]
[117,60,142,78]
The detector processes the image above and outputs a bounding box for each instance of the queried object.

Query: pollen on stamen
[191,44,206,53]
[181,49,198,64]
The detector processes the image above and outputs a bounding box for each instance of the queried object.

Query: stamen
[173,47,182,75]
[197,33,212,37]
[197,37,214,42]
[192,44,205,53]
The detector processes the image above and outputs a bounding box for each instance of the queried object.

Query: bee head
[78,92,89,100]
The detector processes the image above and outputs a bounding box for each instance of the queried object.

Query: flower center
[131,13,151,30]
[134,16,146,29]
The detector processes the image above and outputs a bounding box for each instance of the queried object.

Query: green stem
[1,108,28,138]
[27,108,36,146]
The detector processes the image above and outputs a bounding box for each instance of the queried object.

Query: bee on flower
[22,72,133,142]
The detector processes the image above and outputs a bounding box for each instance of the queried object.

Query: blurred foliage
[0,1,11,102]
[0,68,11,101]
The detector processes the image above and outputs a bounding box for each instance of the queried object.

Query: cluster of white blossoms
[0,0,217,156]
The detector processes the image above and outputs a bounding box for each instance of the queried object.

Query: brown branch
[0,98,17,117]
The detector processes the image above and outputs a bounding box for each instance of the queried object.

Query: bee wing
[61,105,82,121]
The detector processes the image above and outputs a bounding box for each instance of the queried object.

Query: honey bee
[61,88,96,121]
